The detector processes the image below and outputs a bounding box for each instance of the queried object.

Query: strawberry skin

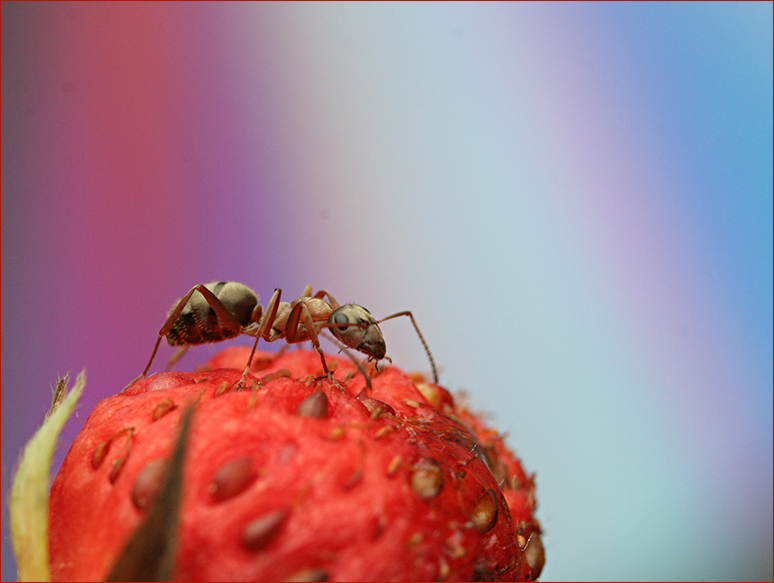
[48,348,543,581]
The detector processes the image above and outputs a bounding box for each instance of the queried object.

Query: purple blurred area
[3,3,771,580]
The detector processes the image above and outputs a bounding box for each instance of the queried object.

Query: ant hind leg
[234,288,283,391]
[165,346,190,372]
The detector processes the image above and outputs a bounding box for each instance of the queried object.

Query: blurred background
[2,2,771,580]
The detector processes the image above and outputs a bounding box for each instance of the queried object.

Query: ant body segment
[125,281,438,391]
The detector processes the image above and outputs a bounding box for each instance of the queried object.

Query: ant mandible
[123,281,438,391]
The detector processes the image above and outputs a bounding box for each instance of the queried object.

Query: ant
[124,281,438,391]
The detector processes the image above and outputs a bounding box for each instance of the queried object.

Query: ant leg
[286,302,336,382]
[311,289,341,310]
[321,330,373,391]
[165,346,190,371]
[123,284,247,392]
[377,311,438,384]
[122,335,165,392]
[185,284,246,334]
[235,288,282,390]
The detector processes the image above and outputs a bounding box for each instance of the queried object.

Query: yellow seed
[260,369,291,383]
[415,383,441,407]
[283,568,328,582]
[387,455,402,477]
[210,457,256,502]
[152,398,178,420]
[524,533,545,578]
[242,509,288,550]
[492,460,508,486]
[443,531,467,558]
[296,392,328,418]
[470,489,498,534]
[328,427,346,440]
[344,468,363,489]
[411,458,444,499]
[437,558,450,580]
[91,441,109,469]
[406,532,423,546]
[132,458,169,510]
[407,371,426,383]
[375,425,396,440]
[109,457,126,483]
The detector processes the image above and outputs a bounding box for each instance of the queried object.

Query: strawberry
[46,347,544,581]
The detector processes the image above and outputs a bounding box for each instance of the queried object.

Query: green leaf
[10,371,86,582]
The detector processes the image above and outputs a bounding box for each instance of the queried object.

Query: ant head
[328,304,386,361]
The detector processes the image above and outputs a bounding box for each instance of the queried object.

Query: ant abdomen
[166,281,258,346]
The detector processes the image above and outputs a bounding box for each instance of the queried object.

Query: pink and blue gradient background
[2,3,771,580]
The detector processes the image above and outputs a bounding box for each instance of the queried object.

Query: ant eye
[333,312,349,330]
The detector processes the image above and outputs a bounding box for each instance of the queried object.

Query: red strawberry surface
[48,347,544,581]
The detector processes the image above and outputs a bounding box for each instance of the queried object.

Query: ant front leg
[123,284,246,392]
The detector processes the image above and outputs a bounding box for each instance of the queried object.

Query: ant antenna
[377,311,438,384]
